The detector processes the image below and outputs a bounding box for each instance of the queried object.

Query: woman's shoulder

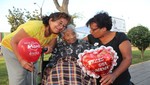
[116,32,128,38]
[116,32,126,35]
[25,20,43,25]
[20,20,43,29]
[115,32,129,43]
[17,20,43,28]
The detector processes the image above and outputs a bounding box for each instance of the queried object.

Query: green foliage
[70,13,81,26]
[127,25,150,58]
[6,6,41,32]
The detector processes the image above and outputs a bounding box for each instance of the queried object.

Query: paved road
[129,60,150,85]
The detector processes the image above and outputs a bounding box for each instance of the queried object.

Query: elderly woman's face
[63,29,77,44]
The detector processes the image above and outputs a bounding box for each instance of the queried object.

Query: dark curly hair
[94,11,112,31]
[42,12,71,27]
[86,17,96,27]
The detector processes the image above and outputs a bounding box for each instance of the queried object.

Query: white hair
[67,24,75,29]
[61,24,76,36]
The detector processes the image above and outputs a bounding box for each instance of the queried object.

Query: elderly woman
[42,24,97,85]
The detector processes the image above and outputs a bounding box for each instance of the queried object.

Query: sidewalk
[129,60,150,85]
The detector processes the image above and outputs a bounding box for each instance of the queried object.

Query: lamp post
[34,0,45,18]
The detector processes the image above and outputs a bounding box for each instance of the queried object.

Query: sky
[0,0,150,32]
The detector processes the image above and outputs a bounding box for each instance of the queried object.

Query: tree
[53,0,69,14]
[6,6,41,32]
[127,25,150,58]
[53,0,79,26]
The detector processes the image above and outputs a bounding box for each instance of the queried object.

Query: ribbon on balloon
[17,37,42,63]
[77,45,118,78]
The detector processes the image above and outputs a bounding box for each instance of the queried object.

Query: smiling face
[49,18,68,34]
[62,28,77,44]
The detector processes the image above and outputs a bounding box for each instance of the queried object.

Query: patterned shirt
[42,39,97,85]
[50,39,92,63]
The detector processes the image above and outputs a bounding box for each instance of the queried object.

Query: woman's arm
[112,40,132,79]
[11,28,34,71]
[100,40,132,85]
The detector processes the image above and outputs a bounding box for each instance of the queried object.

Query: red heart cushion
[77,46,118,78]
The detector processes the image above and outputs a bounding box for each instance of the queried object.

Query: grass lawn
[132,49,150,64]
[0,49,150,85]
[0,57,8,85]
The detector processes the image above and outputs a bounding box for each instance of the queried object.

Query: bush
[127,25,150,58]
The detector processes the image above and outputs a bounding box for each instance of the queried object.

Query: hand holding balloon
[17,37,42,71]
[17,37,42,63]
[77,46,118,78]
[19,59,35,71]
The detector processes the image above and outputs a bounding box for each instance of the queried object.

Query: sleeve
[84,41,92,50]
[80,40,92,50]
[117,32,130,44]
[49,42,63,63]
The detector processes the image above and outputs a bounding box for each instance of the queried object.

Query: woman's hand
[19,59,34,72]
[100,73,117,85]
[43,46,53,54]
[44,38,57,54]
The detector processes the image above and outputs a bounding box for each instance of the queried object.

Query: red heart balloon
[78,46,118,78]
[18,37,42,63]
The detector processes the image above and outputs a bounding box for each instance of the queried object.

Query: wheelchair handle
[42,48,48,53]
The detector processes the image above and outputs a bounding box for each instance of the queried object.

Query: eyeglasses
[90,27,100,33]
[89,23,99,32]
[57,21,67,29]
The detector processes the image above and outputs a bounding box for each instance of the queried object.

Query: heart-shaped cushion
[77,46,118,78]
